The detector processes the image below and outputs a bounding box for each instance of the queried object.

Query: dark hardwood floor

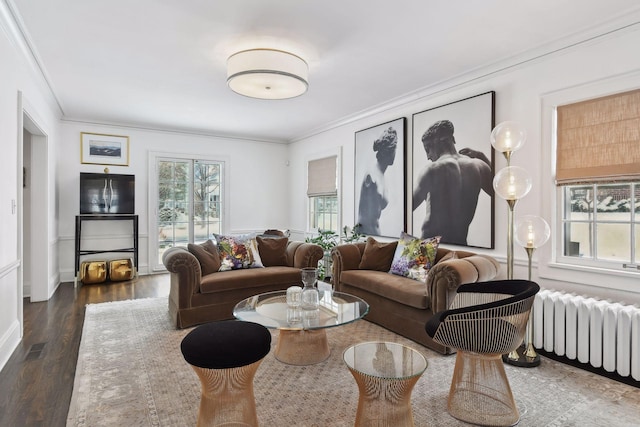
[0,274,170,427]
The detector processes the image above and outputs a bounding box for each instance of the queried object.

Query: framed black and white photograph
[411,91,495,248]
[354,117,406,238]
[81,132,130,166]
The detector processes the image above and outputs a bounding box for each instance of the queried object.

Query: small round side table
[343,341,427,427]
[181,320,272,427]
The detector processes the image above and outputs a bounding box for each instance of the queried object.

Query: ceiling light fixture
[226,48,309,100]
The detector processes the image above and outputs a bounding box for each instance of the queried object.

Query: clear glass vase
[300,267,319,310]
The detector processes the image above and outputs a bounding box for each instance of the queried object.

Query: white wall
[288,26,640,304]
[57,122,291,281]
[0,0,61,370]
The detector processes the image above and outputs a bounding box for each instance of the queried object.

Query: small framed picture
[81,132,129,166]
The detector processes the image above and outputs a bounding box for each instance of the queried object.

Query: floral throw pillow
[247,238,264,268]
[214,233,261,271]
[388,232,441,282]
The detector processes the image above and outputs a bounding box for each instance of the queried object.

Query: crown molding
[0,0,64,116]
[60,117,289,145]
[290,12,640,143]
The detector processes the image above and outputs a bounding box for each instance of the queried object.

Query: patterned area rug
[67,297,640,426]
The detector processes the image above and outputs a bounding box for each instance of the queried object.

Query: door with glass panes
[156,158,222,266]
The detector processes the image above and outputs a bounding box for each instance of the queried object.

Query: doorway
[21,113,49,302]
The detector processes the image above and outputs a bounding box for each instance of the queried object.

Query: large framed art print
[354,117,406,238]
[411,91,495,248]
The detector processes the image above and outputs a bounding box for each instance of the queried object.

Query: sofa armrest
[163,247,202,310]
[286,241,324,269]
[330,243,366,291]
[426,254,500,313]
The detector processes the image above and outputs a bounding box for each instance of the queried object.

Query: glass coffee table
[233,289,369,365]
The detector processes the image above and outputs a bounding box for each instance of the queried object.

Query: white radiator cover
[531,289,640,381]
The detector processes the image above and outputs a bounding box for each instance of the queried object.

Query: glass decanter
[300,267,319,310]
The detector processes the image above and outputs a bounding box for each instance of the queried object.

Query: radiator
[531,289,640,380]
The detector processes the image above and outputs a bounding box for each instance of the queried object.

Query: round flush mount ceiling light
[226,48,309,100]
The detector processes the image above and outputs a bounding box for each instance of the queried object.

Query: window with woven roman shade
[556,88,640,185]
[307,155,338,232]
[556,88,640,271]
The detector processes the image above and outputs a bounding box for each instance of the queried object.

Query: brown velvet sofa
[331,240,499,354]
[163,238,324,328]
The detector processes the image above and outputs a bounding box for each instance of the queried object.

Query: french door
[152,157,224,270]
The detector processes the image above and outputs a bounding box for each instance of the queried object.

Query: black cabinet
[74,215,139,283]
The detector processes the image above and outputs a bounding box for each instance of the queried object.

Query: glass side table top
[343,341,428,379]
[233,290,370,331]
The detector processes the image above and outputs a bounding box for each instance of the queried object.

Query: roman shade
[556,88,640,185]
[307,155,337,196]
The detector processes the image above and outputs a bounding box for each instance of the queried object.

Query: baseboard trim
[537,348,639,389]
[0,319,21,373]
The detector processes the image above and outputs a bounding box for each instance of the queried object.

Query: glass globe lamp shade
[493,166,532,201]
[490,121,526,157]
[515,215,551,249]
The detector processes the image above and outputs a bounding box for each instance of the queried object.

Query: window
[307,155,339,232]
[562,183,639,267]
[556,89,640,272]
[155,158,224,267]
[309,195,338,231]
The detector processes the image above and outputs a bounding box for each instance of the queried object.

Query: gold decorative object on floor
[425,279,540,426]
[108,258,135,281]
[79,261,107,284]
[343,341,427,427]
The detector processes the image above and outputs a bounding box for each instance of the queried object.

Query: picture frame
[354,117,406,238]
[81,132,130,166]
[411,91,495,248]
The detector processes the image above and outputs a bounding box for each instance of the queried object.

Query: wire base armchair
[425,280,540,426]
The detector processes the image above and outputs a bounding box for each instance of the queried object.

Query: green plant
[305,224,365,280]
[341,223,365,243]
[305,228,340,252]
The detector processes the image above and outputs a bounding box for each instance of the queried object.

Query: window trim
[148,151,230,272]
[539,72,640,292]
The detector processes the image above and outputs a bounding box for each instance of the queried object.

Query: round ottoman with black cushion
[181,320,272,427]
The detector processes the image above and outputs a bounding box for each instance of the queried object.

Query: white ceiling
[9,0,640,142]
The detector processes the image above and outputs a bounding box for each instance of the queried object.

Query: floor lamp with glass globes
[491,121,543,367]
[512,215,551,366]
[490,122,531,280]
